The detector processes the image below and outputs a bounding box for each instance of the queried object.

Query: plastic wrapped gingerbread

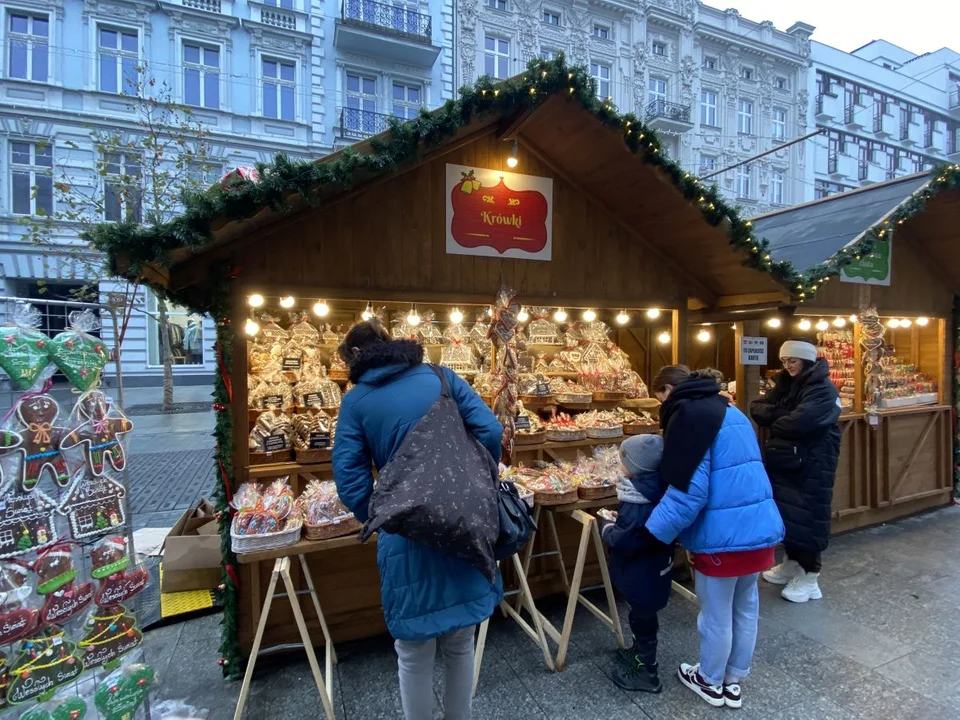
[90,536,148,608]
[60,391,132,476]
[13,395,70,491]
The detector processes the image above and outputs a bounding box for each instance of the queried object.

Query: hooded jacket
[332,340,504,641]
[750,358,842,553]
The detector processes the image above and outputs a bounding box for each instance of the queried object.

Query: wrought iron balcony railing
[338,107,394,140]
[645,99,691,124]
[342,0,432,42]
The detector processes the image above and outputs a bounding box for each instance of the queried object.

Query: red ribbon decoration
[218,458,233,504]
[225,563,239,587]
[216,340,232,403]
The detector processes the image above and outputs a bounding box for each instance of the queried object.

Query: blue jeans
[694,571,760,686]
[395,626,475,720]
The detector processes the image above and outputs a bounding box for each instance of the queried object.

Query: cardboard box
[161,499,223,593]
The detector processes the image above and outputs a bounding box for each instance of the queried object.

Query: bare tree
[20,66,214,410]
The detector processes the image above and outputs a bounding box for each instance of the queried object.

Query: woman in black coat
[750,339,841,603]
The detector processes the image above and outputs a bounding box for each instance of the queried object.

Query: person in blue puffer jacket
[643,366,784,711]
[332,320,503,720]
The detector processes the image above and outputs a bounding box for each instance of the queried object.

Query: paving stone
[874,647,960,710]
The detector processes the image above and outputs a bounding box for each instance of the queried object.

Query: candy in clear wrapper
[49,310,109,392]
[0,302,54,391]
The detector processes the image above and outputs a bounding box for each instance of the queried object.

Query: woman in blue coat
[643,367,784,710]
[332,321,503,720]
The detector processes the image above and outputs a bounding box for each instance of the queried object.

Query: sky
[703,0,960,55]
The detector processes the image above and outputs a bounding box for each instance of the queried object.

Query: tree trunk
[157,297,175,411]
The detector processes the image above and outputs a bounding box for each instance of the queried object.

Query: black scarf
[659,377,729,493]
[347,339,424,384]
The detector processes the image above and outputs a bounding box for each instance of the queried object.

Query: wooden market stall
[738,171,960,534]
[97,60,801,670]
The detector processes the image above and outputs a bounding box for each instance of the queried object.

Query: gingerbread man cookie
[61,392,132,477]
[14,395,70,491]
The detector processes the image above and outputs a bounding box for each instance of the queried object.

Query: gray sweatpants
[395,625,476,720]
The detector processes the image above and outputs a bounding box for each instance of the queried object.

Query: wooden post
[739,320,762,416]
[734,322,746,414]
[672,307,688,366]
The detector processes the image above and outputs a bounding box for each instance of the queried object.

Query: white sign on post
[740,337,768,366]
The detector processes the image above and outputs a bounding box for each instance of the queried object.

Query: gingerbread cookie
[59,472,126,539]
[48,310,109,392]
[0,303,53,391]
[90,537,147,607]
[60,392,132,477]
[34,547,93,625]
[18,697,87,720]
[13,395,70,491]
[6,626,84,705]
[95,663,154,720]
[0,489,58,559]
[0,564,38,646]
[78,604,142,669]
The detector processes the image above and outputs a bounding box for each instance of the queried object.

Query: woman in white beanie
[750,338,841,603]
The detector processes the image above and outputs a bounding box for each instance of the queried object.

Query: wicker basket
[296,447,333,464]
[249,449,293,465]
[592,391,626,402]
[515,430,546,446]
[578,484,617,500]
[328,370,349,382]
[623,422,660,436]
[545,428,587,442]
[556,393,592,405]
[517,485,535,508]
[304,516,362,541]
[586,426,623,439]
[231,520,302,555]
[519,394,554,409]
[533,489,579,506]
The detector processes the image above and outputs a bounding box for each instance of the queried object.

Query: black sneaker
[676,663,725,707]
[615,643,637,666]
[723,683,742,709]
[612,655,662,693]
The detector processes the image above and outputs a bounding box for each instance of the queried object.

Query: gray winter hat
[619,433,664,476]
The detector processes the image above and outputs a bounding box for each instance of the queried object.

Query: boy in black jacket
[600,434,674,693]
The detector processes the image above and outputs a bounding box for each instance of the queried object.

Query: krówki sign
[446,164,553,260]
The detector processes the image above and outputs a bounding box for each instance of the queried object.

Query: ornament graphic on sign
[446,165,553,260]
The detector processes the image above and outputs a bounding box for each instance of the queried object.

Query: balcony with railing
[645,99,693,133]
[338,107,395,140]
[180,0,230,12]
[950,87,960,112]
[335,0,440,66]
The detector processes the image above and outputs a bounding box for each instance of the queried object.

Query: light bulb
[767,317,782,328]
[553,308,568,323]
[247,294,264,308]
[449,308,464,324]
[899,318,912,328]
[887,318,901,328]
[697,329,712,343]
[244,318,260,336]
[816,320,829,331]
[916,316,930,326]
[657,331,671,344]
[312,300,329,317]
[582,309,597,322]
[487,307,494,317]
[506,156,518,169]
[517,308,529,322]
[406,305,421,327]
[798,319,812,331]
[616,311,629,325]
[849,314,858,323]
[279,296,295,309]
[646,308,661,320]
[832,317,846,328]
[361,303,373,321]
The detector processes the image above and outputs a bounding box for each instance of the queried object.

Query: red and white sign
[445,164,553,261]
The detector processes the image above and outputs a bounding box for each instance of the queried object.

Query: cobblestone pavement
[129,448,215,529]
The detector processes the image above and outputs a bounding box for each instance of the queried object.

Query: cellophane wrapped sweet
[258,315,289,344]
[289,315,320,347]
[292,411,335,450]
[248,411,293,452]
[0,301,55,390]
[298,480,354,527]
[231,479,302,536]
[249,370,294,411]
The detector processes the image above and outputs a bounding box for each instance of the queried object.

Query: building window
[265,0,295,6]
[8,12,48,82]
[740,67,753,81]
[772,107,786,141]
[183,43,220,110]
[539,48,557,60]
[738,99,753,134]
[103,152,142,223]
[262,57,295,121]
[484,36,510,79]
[98,26,138,94]
[593,25,609,40]
[652,41,666,56]
[590,62,610,99]
[702,56,717,70]
[487,0,507,11]
[648,77,667,106]
[10,141,52,216]
[700,90,717,126]
[700,155,717,175]
[187,162,222,190]
[146,291,204,367]
[542,9,560,25]
[392,82,421,120]
[770,170,784,205]
[737,165,751,198]
[345,72,377,133]
[776,77,787,90]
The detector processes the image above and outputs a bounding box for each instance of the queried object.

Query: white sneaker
[762,558,800,586]
[781,570,822,603]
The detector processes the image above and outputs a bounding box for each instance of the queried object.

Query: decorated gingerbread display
[91,537,147,607]
[0,430,23,492]
[78,604,142,669]
[0,564,38,645]
[94,663,154,720]
[13,395,70,491]
[6,626,84,705]
[60,392,132,476]
[0,489,59,558]
[34,546,93,625]
[0,303,54,392]
[17,697,87,720]
[48,311,109,392]
[59,472,126,539]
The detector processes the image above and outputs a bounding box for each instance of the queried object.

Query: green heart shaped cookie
[18,698,87,720]
[95,663,154,720]
[0,326,52,390]
[49,331,108,392]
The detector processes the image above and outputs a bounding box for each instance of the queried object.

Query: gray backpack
[359,366,500,582]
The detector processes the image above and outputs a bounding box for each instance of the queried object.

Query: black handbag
[494,481,536,560]
[764,437,805,473]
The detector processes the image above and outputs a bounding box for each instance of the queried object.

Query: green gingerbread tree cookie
[18,697,87,720]
[95,663,154,720]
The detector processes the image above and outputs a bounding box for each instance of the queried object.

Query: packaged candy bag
[49,310,109,392]
[0,302,54,391]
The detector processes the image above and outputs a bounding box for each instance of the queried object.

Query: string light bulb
[616,310,630,325]
[244,318,260,336]
[582,309,597,322]
[487,307,494,317]
[832,317,846,328]
[449,307,464,324]
[312,300,329,317]
[798,319,812,331]
[247,294,264,308]
[899,318,912,328]
[406,305,421,327]
[657,331,671,344]
[816,319,829,331]
[646,308,661,320]
[506,139,519,169]
[767,317,782,328]
[279,296,295,309]
[697,329,712,343]
[887,318,901,329]
[517,307,529,322]
[553,308,568,323]
[849,314,858,323]
[916,316,930,326]
[361,303,373,321]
